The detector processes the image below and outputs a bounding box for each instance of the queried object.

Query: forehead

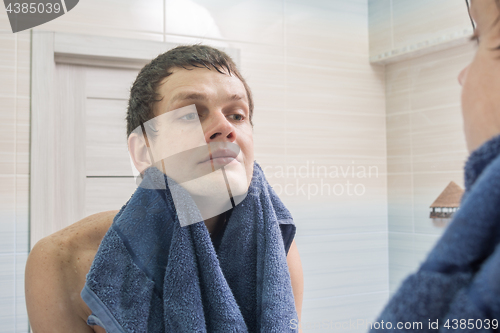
[157,67,247,104]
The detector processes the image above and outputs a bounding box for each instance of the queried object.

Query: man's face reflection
[132,66,254,224]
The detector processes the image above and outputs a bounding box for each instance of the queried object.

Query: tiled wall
[0,25,30,332]
[383,26,476,299]
[1,0,390,331]
[369,0,472,62]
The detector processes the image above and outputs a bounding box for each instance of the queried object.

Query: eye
[179,112,199,121]
[229,113,245,121]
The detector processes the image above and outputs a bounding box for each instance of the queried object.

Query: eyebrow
[168,91,247,109]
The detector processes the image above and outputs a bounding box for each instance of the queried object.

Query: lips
[200,147,239,164]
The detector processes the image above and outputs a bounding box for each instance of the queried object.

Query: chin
[179,166,248,199]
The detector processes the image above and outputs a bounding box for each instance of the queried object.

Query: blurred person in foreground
[370,0,500,332]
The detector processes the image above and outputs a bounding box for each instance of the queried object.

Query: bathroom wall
[369,0,476,295]
[1,0,477,330]
[385,43,475,294]
[1,0,389,331]
[0,27,30,332]
[369,0,472,63]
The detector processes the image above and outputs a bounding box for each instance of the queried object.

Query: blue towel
[370,134,500,332]
[81,161,298,332]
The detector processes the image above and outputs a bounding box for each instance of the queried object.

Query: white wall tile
[301,291,389,333]
[180,0,284,45]
[15,253,28,333]
[0,97,16,175]
[413,233,441,266]
[16,175,29,253]
[15,97,30,176]
[286,47,385,116]
[285,0,368,54]
[388,232,415,292]
[387,174,413,232]
[35,0,164,40]
[392,0,471,52]
[0,254,15,332]
[297,232,388,299]
[0,176,15,254]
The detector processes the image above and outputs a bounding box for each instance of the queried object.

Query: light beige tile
[253,108,286,161]
[163,34,230,48]
[172,0,284,45]
[413,233,441,266]
[16,254,29,331]
[0,33,15,68]
[392,0,471,52]
[16,97,29,175]
[285,110,386,158]
[301,292,389,332]
[389,263,416,294]
[286,57,386,115]
[385,61,412,115]
[0,56,16,97]
[409,45,474,112]
[0,97,16,175]
[16,31,30,98]
[388,232,416,292]
[0,176,15,253]
[232,42,285,112]
[0,255,15,304]
[36,0,164,40]
[386,111,412,175]
[410,106,466,156]
[412,153,467,174]
[285,0,368,54]
[387,174,413,232]
[386,113,410,155]
[389,232,414,266]
[297,232,388,299]
[16,175,29,253]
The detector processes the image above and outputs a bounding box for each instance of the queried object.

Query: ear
[128,132,152,174]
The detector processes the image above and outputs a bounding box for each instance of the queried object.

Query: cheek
[239,130,254,160]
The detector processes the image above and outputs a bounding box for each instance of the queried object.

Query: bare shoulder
[26,210,118,333]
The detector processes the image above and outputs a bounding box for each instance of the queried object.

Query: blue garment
[210,207,295,256]
[82,161,298,332]
[370,134,500,332]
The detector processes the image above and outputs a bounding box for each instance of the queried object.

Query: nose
[204,110,236,143]
[458,64,470,86]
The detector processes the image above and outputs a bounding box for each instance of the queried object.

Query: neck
[204,215,223,234]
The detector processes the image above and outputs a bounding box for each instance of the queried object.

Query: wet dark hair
[126,44,254,138]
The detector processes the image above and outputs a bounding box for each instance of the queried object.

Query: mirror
[0,0,478,331]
